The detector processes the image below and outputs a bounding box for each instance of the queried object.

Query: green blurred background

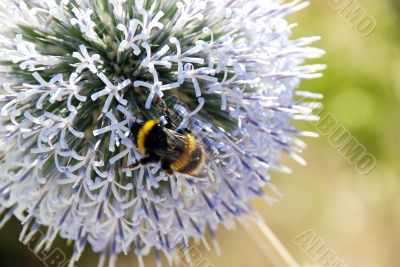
[1,0,399,266]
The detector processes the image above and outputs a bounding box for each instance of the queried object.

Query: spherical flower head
[0,0,325,266]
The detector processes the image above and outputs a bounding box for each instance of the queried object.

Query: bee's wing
[154,129,209,178]
[153,128,188,162]
[163,129,209,152]
[153,150,182,161]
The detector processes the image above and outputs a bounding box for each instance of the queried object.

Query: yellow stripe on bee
[171,134,196,171]
[137,120,159,155]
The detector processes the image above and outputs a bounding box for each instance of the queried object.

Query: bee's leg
[126,154,161,169]
[161,160,174,176]
[140,154,161,165]
[125,161,140,170]
[177,128,192,134]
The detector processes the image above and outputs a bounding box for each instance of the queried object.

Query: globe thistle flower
[0,0,325,266]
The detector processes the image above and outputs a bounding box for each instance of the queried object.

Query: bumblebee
[129,118,206,177]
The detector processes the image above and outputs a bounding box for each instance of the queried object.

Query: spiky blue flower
[0,0,324,266]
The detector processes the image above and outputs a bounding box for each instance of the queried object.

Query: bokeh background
[0,0,399,266]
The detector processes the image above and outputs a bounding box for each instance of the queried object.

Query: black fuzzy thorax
[144,125,169,154]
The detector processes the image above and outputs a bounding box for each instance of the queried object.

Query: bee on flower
[0,0,324,266]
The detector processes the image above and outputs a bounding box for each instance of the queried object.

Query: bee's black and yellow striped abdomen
[169,134,205,176]
[173,142,205,176]
[131,119,205,176]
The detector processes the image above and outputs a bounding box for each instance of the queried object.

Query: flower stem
[245,214,300,267]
